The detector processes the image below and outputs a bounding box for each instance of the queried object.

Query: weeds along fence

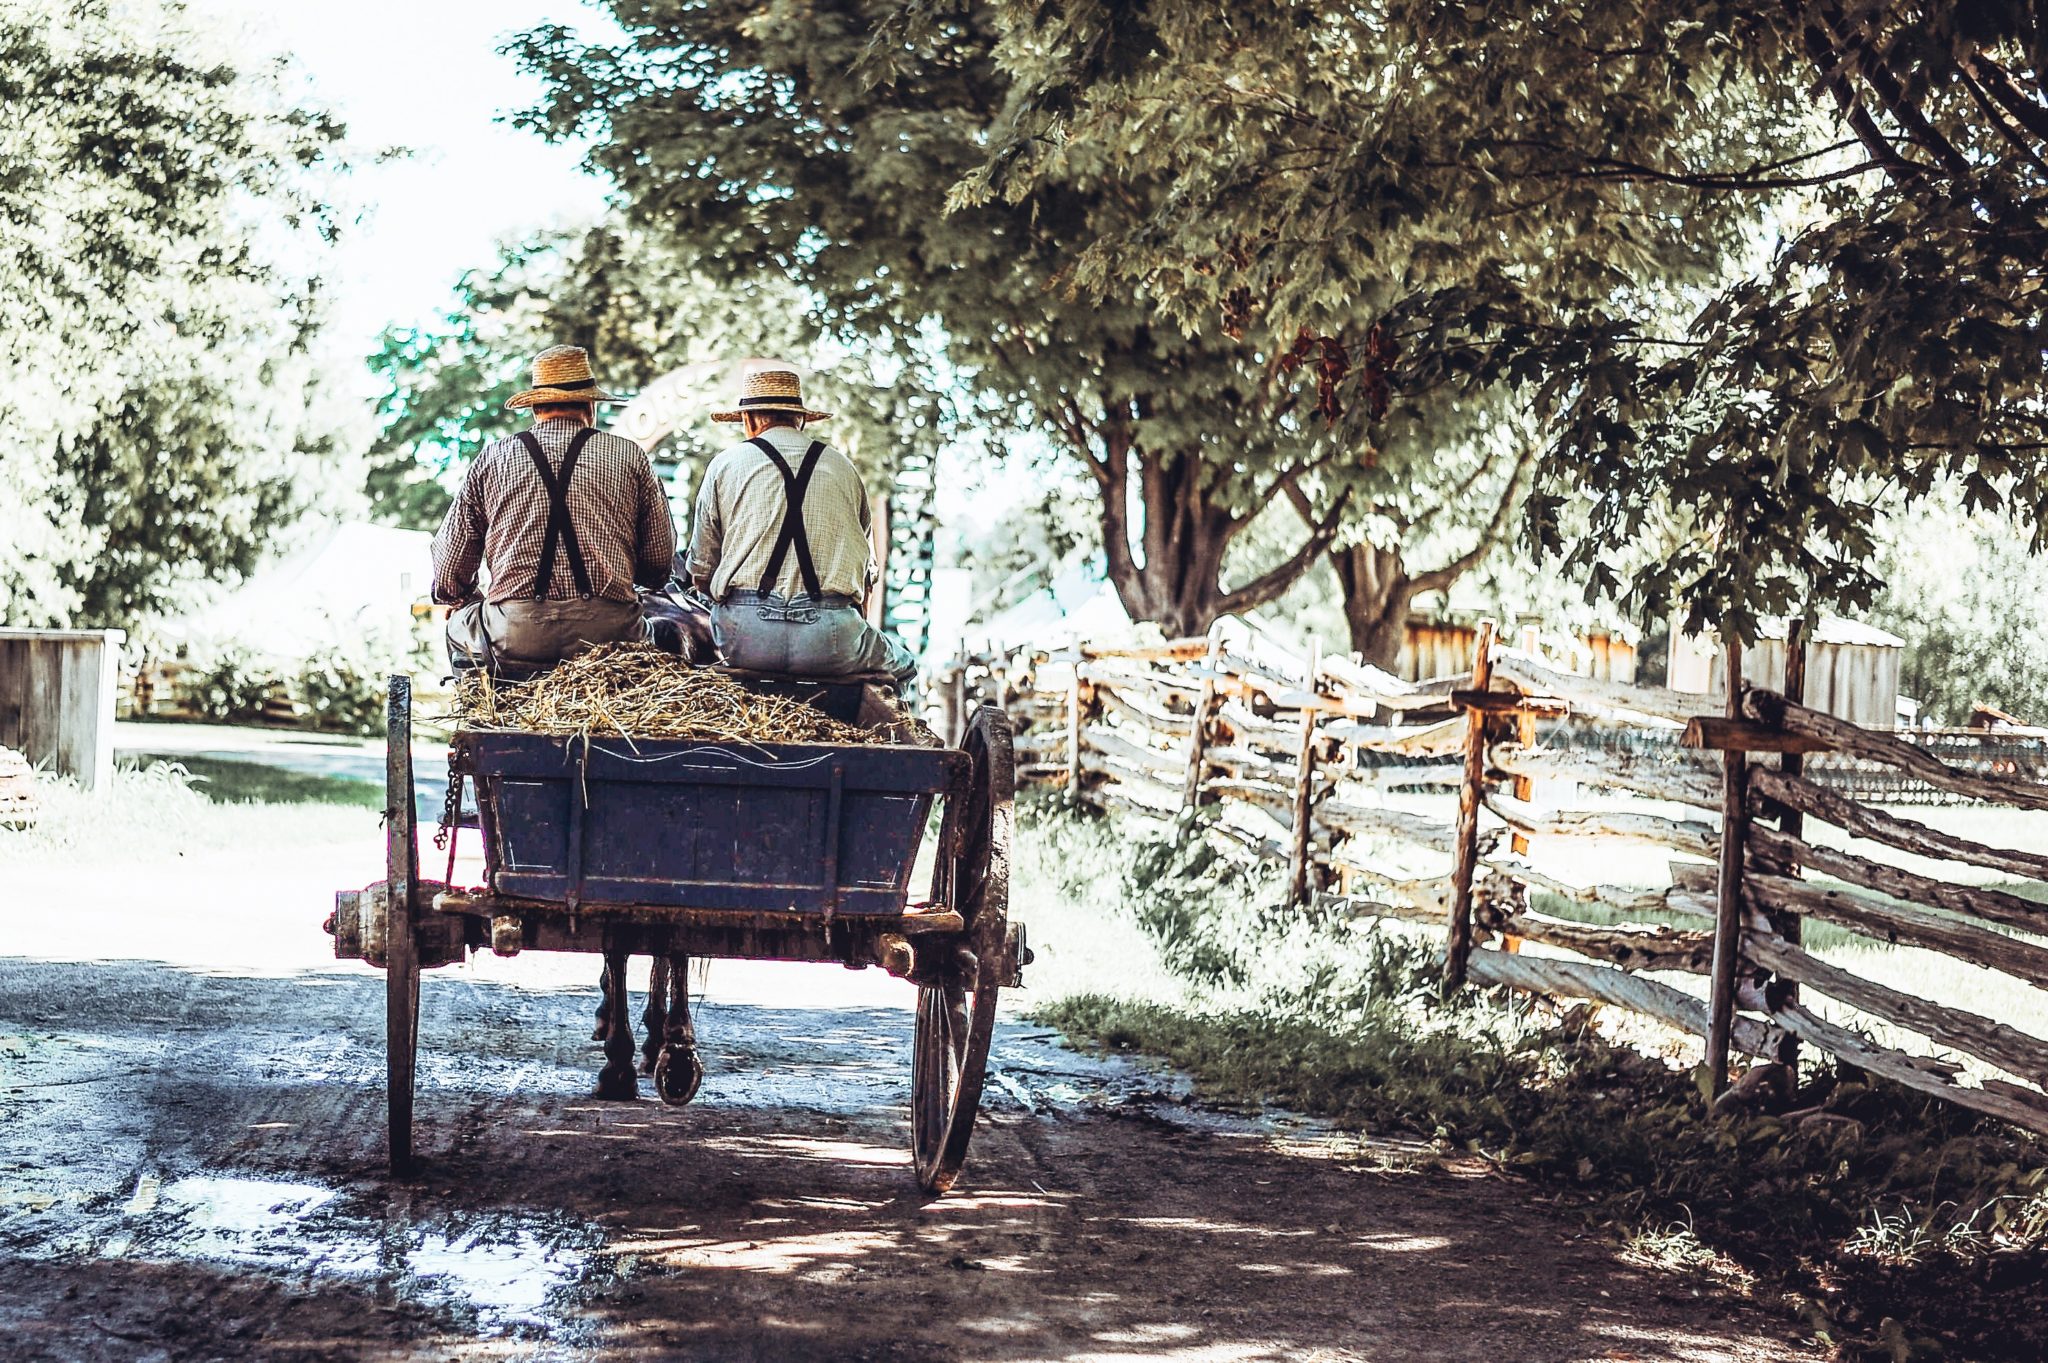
[942,621,2048,1135]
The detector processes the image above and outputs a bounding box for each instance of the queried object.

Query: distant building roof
[1754,615,1905,649]
[971,564,1130,650]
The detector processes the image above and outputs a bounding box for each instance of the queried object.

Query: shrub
[294,644,397,736]
[185,646,283,724]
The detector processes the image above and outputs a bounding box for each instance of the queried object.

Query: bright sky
[192,0,623,388]
[187,0,1022,567]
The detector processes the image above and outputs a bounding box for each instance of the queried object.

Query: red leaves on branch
[1280,326,1396,426]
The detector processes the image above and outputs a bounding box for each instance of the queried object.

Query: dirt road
[0,817,1815,1362]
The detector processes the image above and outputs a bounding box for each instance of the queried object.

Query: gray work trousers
[711,590,918,690]
[445,597,641,672]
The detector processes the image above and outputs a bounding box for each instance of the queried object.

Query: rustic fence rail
[942,619,2048,1135]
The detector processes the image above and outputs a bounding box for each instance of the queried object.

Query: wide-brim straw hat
[505,344,626,410]
[711,364,831,422]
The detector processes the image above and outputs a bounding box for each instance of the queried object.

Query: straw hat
[505,345,625,410]
[711,364,832,423]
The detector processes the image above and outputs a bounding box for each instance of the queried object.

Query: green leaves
[0,0,349,628]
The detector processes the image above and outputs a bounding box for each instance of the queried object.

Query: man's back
[686,426,872,602]
[434,416,675,605]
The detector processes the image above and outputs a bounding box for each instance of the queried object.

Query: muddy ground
[0,804,1819,1362]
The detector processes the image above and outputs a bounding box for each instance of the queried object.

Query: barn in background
[1669,616,1905,727]
[1399,614,1639,685]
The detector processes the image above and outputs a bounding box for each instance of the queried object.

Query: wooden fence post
[1706,635,1749,1094]
[1065,660,1083,793]
[1182,635,1223,812]
[1444,619,1498,993]
[1287,639,1323,905]
[1771,614,1811,1067]
[939,659,963,747]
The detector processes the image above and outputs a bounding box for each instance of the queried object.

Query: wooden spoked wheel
[385,675,421,1175]
[912,704,1013,1194]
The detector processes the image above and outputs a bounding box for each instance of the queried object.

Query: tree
[0,0,352,627]
[931,0,2048,638]
[874,0,1790,651]
[1544,2,2048,637]
[508,1,1365,639]
[1869,489,2048,726]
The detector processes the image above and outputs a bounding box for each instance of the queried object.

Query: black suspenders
[517,428,598,600]
[750,436,828,600]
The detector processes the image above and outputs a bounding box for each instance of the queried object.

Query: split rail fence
[940,622,2048,1135]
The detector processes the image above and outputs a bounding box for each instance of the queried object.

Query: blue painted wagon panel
[463,732,958,915]
[493,780,571,871]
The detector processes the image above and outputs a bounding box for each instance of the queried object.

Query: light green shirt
[685,426,876,601]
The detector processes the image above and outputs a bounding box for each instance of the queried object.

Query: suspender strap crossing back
[517,428,598,600]
[751,436,827,600]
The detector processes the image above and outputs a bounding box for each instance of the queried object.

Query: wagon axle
[329,882,1027,988]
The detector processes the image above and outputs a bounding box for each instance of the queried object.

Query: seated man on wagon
[432,345,690,673]
[685,363,918,695]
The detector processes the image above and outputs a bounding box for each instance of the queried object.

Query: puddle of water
[409,1228,584,1324]
[113,1174,600,1335]
[154,1176,349,1273]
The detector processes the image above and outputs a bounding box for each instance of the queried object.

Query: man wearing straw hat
[687,363,917,692]
[432,345,677,672]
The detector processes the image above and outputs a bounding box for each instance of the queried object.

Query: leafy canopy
[0,0,353,627]
[508,1,1385,636]
[925,0,2048,637]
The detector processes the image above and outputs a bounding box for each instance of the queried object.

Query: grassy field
[118,753,385,809]
[0,761,375,867]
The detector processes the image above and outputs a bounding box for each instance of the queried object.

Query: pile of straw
[455,641,911,746]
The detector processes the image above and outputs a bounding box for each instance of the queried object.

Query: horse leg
[640,956,669,1075]
[592,958,612,1042]
[654,951,703,1107]
[593,943,638,1100]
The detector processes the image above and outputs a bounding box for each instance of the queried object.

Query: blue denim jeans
[711,591,918,690]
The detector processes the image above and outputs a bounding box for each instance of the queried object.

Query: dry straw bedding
[454,641,925,746]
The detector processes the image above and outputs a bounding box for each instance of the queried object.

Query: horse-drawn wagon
[331,673,1023,1193]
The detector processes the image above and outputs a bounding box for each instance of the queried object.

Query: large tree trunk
[1109,450,1233,636]
[1087,438,1342,638]
[1330,540,1411,671]
[1089,435,1343,642]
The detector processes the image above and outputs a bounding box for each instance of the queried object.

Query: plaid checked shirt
[431,417,676,606]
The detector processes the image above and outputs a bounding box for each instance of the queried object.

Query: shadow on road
[0,958,1808,1362]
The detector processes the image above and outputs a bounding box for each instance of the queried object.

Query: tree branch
[1964,51,2048,151]
[1779,0,1927,182]
[1407,446,1536,596]
[1957,63,2048,176]
[1817,5,1974,178]
[1214,487,1353,617]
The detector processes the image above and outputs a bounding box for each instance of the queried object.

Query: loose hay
[454,641,919,746]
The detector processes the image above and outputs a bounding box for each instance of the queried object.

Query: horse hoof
[593,1065,638,1101]
[654,1045,703,1107]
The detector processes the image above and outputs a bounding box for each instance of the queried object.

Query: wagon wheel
[385,675,421,1175]
[913,704,1012,1194]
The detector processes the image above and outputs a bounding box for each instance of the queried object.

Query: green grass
[0,762,375,866]
[1022,801,2048,1362]
[118,754,382,809]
